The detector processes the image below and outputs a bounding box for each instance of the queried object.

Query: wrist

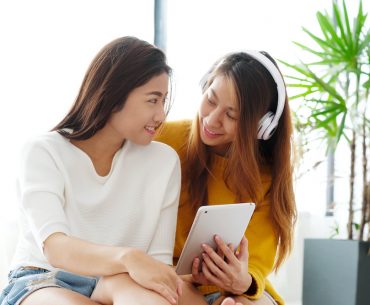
[232,273,253,295]
[119,247,144,272]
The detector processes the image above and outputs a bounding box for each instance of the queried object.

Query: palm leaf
[333,1,349,46]
[342,0,354,50]
[353,1,366,51]
[316,11,346,52]
[304,65,346,104]
[335,111,347,144]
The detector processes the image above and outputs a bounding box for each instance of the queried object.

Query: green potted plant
[280,0,370,304]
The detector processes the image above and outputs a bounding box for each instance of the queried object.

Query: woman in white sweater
[0,36,182,305]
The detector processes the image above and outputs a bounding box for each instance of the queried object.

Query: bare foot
[220,297,243,305]
[221,297,235,305]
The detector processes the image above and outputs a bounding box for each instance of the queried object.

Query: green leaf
[335,111,347,144]
[311,105,345,118]
[317,12,346,52]
[363,78,370,89]
[353,1,366,52]
[304,65,346,104]
[342,0,354,50]
[333,1,349,46]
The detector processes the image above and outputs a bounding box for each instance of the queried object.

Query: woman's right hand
[123,248,183,304]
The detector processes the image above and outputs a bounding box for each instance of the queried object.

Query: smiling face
[199,75,239,155]
[106,72,169,145]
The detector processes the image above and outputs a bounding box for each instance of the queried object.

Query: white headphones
[243,50,286,140]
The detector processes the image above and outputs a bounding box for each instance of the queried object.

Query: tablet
[175,202,255,275]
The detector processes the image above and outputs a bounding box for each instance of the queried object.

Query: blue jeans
[0,267,98,305]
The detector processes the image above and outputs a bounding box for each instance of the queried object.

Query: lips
[203,124,223,139]
[144,126,157,135]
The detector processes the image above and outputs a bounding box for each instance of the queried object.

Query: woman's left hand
[191,235,252,295]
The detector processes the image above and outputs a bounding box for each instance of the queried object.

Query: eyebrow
[146,91,166,97]
[209,88,238,112]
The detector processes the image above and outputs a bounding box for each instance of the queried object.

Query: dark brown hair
[185,51,296,270]
[52,36,171,139]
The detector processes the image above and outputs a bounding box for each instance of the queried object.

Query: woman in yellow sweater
[156,51,296,305]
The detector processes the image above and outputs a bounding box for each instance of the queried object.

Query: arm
[44,232,182,305]
[146,156,181,264]
[19,140,183,304]
[44,232,137,276]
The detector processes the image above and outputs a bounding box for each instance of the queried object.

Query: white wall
[1,0,368,301]
[0,0,154,217]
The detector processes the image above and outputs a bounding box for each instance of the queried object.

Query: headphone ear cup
[257,112,274,140]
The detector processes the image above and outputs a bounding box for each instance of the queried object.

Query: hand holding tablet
[175,203,255,275]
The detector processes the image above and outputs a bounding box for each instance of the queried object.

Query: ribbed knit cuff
[244,266,265,299]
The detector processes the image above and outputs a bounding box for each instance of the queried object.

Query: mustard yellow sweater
[155,120,284,305]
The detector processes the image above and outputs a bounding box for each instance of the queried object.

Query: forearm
[44,232,139,276]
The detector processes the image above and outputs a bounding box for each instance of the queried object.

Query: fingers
[176,277,183,296]
[201,259,224,288]
[237,236,249,260]
[191,257,201,280]
[201,243,229,273]
[214,235,239,265]
[216,244,225,261]
[225,243,234,263]
[150,267,183,304]
[201,236,238,270]
[180,274,193,283]
[152,282,179,305]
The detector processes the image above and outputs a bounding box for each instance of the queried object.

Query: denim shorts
[204,291,278,305]
[0,267,98,305]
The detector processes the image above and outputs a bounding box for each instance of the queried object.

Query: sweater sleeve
[146,153,181,265]
[155,120,191,153]
[18,140,71,252]
[244,191,278,300]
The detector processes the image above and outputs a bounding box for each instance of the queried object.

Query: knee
[93,273,173,305]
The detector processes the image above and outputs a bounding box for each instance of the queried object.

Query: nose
[205,107,222,128]
[154,102,166,123]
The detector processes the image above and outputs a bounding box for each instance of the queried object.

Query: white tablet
[175,202,255,275]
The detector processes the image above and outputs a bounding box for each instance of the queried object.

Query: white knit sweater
[11,131,180,271]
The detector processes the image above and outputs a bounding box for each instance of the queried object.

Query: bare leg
[93,274,209,305]
[92,273,174,305]
[21,287,102,305]
[178,281,208,305]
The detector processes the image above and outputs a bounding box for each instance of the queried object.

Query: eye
[226,112,238,120]
[207,98,216,106]
[147,98,158,104]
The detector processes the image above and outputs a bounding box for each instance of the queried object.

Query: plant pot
[303,238,370,305]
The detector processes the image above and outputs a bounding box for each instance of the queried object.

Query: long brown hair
[52,36,171,139]
[185,51,296,270]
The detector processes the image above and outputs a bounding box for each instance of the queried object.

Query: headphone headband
[243,50,286,140]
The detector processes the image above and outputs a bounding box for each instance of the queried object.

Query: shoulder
[155,119,192,152]
[127,140,180,167]
[20,131,67,157]
[148,141,180,161]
